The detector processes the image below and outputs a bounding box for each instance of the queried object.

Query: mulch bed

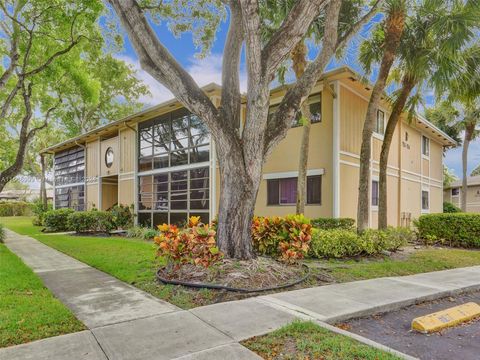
[158,256,309,291]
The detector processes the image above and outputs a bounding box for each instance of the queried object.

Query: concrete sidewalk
[3,229,480,359]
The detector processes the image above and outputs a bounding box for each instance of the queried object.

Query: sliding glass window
[137,109,210,227]
[54,146,85,210]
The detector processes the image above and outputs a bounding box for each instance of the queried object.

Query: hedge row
[310,227,414,258]
[416,213,480,248]
[0,223,5,243]
[311,217,355,230]
[0,201,32,217]
[41,205,134,233]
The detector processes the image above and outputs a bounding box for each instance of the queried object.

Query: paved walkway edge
[4,227,480,360]
[313,320,419,360]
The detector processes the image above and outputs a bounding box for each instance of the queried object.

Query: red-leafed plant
[154,217,222,268]
[252,214,312,263]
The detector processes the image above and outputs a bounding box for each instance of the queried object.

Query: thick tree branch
[262,0,328,79]
[108,0,220,136]
[0,82,34,191]
[0,80,22,120]
[219,0,243,136]
[21,14,83,78]
[264,0,343,156]
[336,0,383,50]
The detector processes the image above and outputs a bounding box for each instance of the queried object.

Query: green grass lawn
[0,216,214,309]
[0,242,84,348]
[3,216,480,311]
[242,320,401,360]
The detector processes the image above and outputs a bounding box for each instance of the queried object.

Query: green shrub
[67,212,97,233]
[251,214,312,262]
[67,211,116,233]
[310,229,361,258]
[43,208,75,232]
[140,228,159,240]
[311,217,355,230]
[310,227,412,259]
[31,199,53,226]
[110,204,134,229]
[416,213,480,248]
[0,201,32,217]
[0,223,4,243]
[360,227,411,254]
[443,201,461,213]
[126,226,159,240]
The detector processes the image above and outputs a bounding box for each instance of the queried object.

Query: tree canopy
[0,0,148,192]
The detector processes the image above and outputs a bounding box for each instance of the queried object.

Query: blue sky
[114,8,474,179]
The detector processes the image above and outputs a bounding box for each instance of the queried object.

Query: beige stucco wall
[337,81,444,225]
[86,140,100,179]
[86,184,98,210]
[53,71,450,228]
[101,182,118,211]
[120,128,136,174]
[254,89,334,218]
[446,185,480,213]
[100,137,119,177]
[118,178,134,207]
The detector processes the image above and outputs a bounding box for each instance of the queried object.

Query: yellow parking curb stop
[412,302,480,333]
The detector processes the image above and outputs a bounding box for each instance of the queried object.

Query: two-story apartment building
[41,66,455,228]
[444,176,480,213]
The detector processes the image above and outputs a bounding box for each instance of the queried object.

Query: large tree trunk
[461,124,474,212]
[378,78,415,229]
[108,0,376,259]
[0,84,34,193]
[291,41,311,215]
[40,154,48,208]
[216,152,259,259]
[356,8,405,232]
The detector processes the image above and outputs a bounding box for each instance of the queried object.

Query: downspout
[124,121,139,225]
[43,150,55,209]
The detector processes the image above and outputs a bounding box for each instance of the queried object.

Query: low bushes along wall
[67,211,116,234]
[310,227,414,259]
[416,213,480,248]
[0,201,32,217]
[311,217,355,230]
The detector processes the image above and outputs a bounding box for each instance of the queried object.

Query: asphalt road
[341,291,480,360]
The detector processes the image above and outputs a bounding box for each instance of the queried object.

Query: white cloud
[116,53,247,106]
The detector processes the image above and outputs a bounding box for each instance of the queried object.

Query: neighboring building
[444,176,480,212]
[41,67,455,228]
[0,189,53,202]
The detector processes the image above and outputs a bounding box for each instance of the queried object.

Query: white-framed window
[422,135,430,157]
[375,109,385,135]
[421,190,430,212]
[452,188,459,196]
[267,175,322,206]
[371,179,379,208]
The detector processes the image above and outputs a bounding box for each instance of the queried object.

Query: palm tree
[260,0,381,215]
[356,0,406,232]
[377,0,479,227]
[428,99,480,211]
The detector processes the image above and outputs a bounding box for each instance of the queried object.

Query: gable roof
[446,176,480,189]
[41,66,457,154]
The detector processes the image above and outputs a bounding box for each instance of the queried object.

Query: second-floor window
[452,188,459,196]
[371,180,379,207]
[375,110,385,135]
[267,175,321,205]
[422,135,430,156]
[422,190,430,211]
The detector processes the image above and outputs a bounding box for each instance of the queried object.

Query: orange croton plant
[154,216,223,268]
